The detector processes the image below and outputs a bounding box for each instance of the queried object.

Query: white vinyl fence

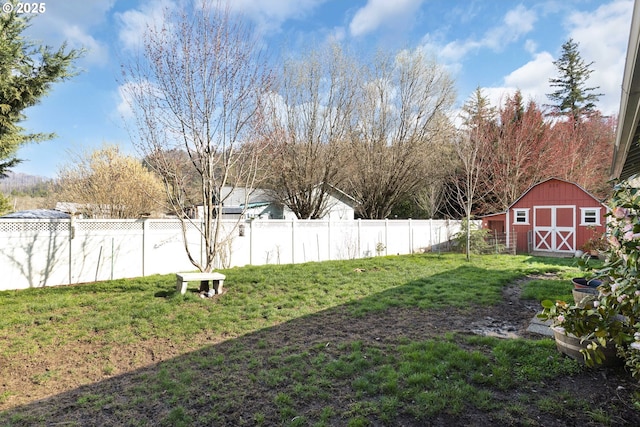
[0,218,463,291]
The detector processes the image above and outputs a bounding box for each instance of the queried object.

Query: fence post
[291,218,295,264]
[249,219,253,265]
[357,218,361,259]
[200,219,204,267]
[68,216,74,285]
[142,219,148,277]
[327,219,331,261]
[408,218,412,254]
[385,218,388,256]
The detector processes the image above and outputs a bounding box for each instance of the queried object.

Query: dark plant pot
[552,326,622,367]
[572,287,598,308]
[572,277,602,289]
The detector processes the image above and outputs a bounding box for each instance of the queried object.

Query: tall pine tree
[546,38,602,123]
[0,4,81,178]
[546,38,613,198]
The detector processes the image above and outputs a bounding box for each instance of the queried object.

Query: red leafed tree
[484,91,552,212]
[545,113,615,198]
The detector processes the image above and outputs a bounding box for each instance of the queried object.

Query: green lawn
[0,253,636,426]
[0,253,578,354]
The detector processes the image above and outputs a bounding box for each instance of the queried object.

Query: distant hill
[0,172,50,194]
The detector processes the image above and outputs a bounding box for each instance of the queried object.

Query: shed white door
[533,206,575,253]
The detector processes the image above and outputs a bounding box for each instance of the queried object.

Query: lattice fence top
[0,218,233,234]
[0,220,69,233]
[76,221,143,231]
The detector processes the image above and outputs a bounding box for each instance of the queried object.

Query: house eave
[612,0,640,181]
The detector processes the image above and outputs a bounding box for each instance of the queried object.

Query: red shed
[481,178,607,255]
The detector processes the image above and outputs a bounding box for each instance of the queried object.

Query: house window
[513,209,529,225]
[580,208,601,226]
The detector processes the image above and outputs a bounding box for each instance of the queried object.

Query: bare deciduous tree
[121,0,272,272]
[545,113,614,198]
[487,91,551,212]
[451,88,497,260]
[56,145,165,219]
[346,49,456,219]
[413,139,456,218]
[261,44,357,219]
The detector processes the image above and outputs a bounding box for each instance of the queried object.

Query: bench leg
[177,278,188,295]
[213,279,224,294]
[199,280,210,293]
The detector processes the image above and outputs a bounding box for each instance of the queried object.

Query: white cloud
[481,52,556,110]
[479,0,633,116]
[116,0,176,51]
[565,0,633,115]
[115,78,170,123]
[327,27,347,44]
[226,0,326,34]
[24,0,115,66]
[30,0,116,30]
[349,0,425,37]
[426,4,537,65]
[482,4,537,50]
[115,83,136,119]
[62,26,109,66]
[524,39,537,55]
[503,52,555,93]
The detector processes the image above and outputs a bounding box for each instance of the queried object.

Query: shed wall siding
[509,180,605,254]
[481,179,606,254]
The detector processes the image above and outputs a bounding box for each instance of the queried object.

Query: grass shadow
[1,255,635,426]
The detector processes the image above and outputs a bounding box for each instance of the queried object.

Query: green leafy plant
[538,298,625,366]
[453,219,491,254]
[0,193,12,216]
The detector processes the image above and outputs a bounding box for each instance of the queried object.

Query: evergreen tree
[0,4,82,177]
[546,38,602,122]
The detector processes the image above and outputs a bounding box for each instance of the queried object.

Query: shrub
[540,178,640,374]
[453,219,491,254]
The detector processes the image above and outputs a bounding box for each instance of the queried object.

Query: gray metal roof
[1,209,70,219]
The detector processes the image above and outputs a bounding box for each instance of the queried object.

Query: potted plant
[539,296,624,366]
[580,226,607,259]
[540,178,640,373]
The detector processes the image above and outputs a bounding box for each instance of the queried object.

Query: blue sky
[11,0,635,178]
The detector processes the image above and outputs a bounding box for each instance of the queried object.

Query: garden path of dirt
[2,274,640,426]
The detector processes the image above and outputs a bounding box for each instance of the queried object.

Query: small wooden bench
[176,272,226,295]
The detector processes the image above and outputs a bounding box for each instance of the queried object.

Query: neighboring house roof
[1,209,70,219]
[612,1,640,180]
[191,185,357,220]
[242,202,271,209]
[278,183,358,207]
[219,186,271,206]
[323,183,358,206]
[221,206,243,215]
[226,183,357,208]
